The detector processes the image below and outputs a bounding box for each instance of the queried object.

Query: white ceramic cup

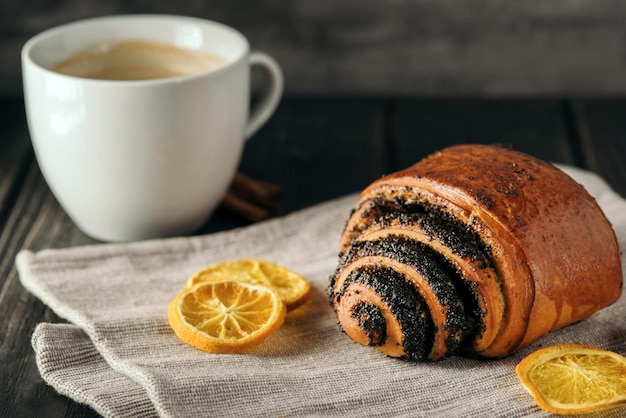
[22,15,283,242]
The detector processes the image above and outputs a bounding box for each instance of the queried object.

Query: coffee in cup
[52,39,228,81]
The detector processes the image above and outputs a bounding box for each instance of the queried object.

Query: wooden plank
[0,98,31,217]
[4,1,626,96]
[570,100,626,197]
[392,99,575,170]
[236,96,388,212]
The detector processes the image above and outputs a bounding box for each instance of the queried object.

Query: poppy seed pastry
[328,144,623,361]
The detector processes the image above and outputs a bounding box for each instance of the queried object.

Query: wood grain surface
[1,95,625,417]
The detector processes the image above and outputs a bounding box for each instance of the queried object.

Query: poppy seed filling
[340,266,434,361]
[330,192,497,360]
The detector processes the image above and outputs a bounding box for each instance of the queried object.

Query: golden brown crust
[330,144,623,360]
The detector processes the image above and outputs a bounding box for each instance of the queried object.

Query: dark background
[3,0,626,97]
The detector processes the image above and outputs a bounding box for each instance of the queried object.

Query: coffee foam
[52,39,228,80]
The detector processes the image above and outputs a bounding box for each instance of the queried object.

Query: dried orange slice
[185,259,311,311]
[516,344,626,415]
[167,281,286,353]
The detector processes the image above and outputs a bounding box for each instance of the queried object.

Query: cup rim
[21,14,251,85]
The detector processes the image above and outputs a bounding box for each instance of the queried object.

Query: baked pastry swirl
[328,144,623,361]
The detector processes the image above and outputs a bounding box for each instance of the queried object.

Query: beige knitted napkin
[17,166,626,418]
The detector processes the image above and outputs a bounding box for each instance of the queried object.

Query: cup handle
[245,52,284,140]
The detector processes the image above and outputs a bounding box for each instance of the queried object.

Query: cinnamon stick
[219,172,283,222]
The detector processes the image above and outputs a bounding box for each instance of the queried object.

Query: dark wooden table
[1,95,625,417]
